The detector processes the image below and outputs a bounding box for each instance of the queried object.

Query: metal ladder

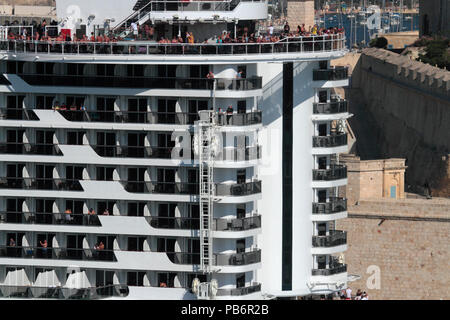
[198,110,216,274]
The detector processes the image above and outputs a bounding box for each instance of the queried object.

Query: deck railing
[0,34,345,56]
[0,284,128,299]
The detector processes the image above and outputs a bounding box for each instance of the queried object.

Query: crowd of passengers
[4,18,344,45]
[156,23,344,44]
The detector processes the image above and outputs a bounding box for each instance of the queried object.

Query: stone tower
[286,0,315,31]
[419,0,450,37]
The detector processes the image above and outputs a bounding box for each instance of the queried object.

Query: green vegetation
[415,37,450,70]
[369,37,388,49]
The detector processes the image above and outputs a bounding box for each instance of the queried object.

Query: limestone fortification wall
[351,48,450,197]
[357,48,450,100]
[286,0,314,30]
[336,198,450,300]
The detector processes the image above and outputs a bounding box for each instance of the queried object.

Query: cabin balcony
[313,66,349,81]
[0,177,83,191]
[312,165,347,181]
[0,284,128,299]
[0,211,101,226]
[311,263,347,276]
[166,249,261,266]
[313,100,348,114]
[18,74,262,91]
[123,180,261,197]
[312,230,347,248]
[0,246,116,261]
[312,133,347,148]
[0,143,62,156]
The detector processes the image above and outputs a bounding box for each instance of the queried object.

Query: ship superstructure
[0,0,350,299]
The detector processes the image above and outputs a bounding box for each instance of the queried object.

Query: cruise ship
[0,0,350,300]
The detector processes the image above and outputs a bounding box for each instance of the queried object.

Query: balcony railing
[312,230,347,247]
[220,146,261,161]
[0,284,129,299]
[215,249,261,266]
[166,252,200,265]
[123,180,261,196]
[145,216,200,230]
[0,177,83,191]
[313,66,349,81]
[144,215,261,231]
[60,110,195,124]
[167,249,261,266]
[0,143,62,156]
[93,145,175,159]
[312,133,347,148]
[312,264,347,276]
[20,74,262,91]
[0,35,345,56]
[312,198,347,214]
[123,181,200,194]
[213,215,261,231]
[57,110,262,126]
[0,211,101,226]
[312,165,347,181]
[215,180,262,196]
[313,100,348,114]
[0,108,39,120]
[0,246,116,261]
[214,111,262,126]
[216,283,262,296]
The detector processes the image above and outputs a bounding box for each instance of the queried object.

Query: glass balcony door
[6,198,24,223]
[128,98,147,123]
[35,199,54,224]
[6,129,24,154]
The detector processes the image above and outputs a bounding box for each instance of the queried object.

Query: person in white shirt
[131,22,138,39]
[268,24,274,36]
[361,292,369,300]
[345,287,352,299]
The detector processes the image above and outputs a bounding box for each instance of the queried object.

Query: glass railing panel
[215,180,261,196]
[145,216,200,230]
[312,198,347,214]
[0,211,101,226]
[216,283,262,296]
[312,165,347,181]
[0,108,39,120]
[312,264,347,276]
[313,66,349,81]
[0,284,128,299]
[313,100,348,114]
[0,246,116,261]
[312,230,347,247]
[214,249,261,265]
[0,177,83,191]
[312,133,348,148]
[213,215,261,231]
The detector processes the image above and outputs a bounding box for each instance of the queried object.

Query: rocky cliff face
[349,48,450,197]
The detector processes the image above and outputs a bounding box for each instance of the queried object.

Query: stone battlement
[349,197,450,219]
[361,48,450,100]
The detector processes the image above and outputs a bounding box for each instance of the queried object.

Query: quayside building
[0,0,350,299]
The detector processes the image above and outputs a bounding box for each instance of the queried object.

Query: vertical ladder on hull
[198,111,216,274]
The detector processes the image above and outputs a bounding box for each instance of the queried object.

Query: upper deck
[0,34,347,63]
